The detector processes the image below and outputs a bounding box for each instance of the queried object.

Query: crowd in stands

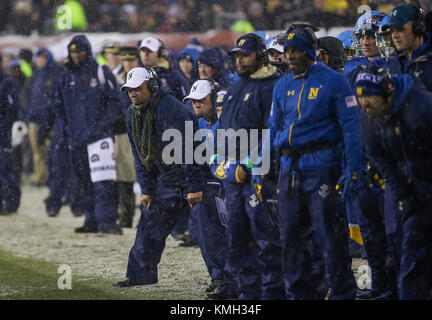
[0,0,428,36]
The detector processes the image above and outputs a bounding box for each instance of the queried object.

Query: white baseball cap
[121,67,153,91]
[183,80,214,102]
[268,38,284,54]
[138,37,162,52]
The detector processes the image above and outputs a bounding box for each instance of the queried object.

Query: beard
[237,63,258,77]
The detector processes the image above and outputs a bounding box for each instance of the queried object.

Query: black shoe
[47,209,59,217]
[179,239,199,248]
[0,210,17,216]
[100,226,123,235]
[71,204,84,217]
[118,220,133,228]
[206,279,225,293]
[113,278,158,288]
[74,224,98,233]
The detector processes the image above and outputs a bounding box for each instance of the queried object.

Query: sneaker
[113,278,158,288]
[74,224,98,233]
[373,291,394,300]
[356,289,388,300]
[100,226,123,235]
[206,279,225,293]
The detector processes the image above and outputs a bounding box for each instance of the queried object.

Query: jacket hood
[392,73,414,112]
[66,35,93,69]
[318,36,347,72]
[198,48,226,78]
[36,48,54,73]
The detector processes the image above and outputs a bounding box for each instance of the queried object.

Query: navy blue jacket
[126,89,204,197]
[0,71,20,148]
[396,32,432,91]
[26,48,59,125]
[360,74,432,201]
[198,112,220,181]
[218,65,282,161]
[270,62,364,172]
[53,35,122,147]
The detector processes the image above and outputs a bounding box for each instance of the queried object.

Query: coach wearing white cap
[137,37,188,101]
[114,67,204,287]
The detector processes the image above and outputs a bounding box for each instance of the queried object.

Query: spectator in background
[10,0,33,36]
[113,46,138,229]
[247,1,269,31]
[27,48,58,187]
[0,52,21,215]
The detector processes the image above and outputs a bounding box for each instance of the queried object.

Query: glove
[250,174,264,202]
[367,163,385,194]
[335,170,359,201]
[209,154,249,184]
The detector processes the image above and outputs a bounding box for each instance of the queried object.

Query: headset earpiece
[202,78,220,105]
[143,66,160,96]
[237,33,268,64]
[413,5,426,37]
[378,67,394,97]
[156,38,165,58]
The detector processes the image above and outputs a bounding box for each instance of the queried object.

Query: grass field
[0,185,367,300]
[0,249,147,300]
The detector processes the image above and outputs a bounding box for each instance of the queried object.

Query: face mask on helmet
[353,11,387,57]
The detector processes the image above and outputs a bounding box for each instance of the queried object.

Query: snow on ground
[0,185,209,299]
[0,185,367,299]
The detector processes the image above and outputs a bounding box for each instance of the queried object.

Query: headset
[201,78,220,105]
[155,38,166,57]
[412,4,426,37]
[236,33,268,65]
[142,66,160,96]
[361,66,395,97]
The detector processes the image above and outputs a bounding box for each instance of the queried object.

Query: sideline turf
[0,250,150,300]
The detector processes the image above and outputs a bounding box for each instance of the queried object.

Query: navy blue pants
[126,195,184,282]
[397,179,432,300]
[69,145,118,231]
[278,167,356,300]
[192,180,229,282]
[223,179,284,300]
[45,135,81,215]
[351,175,391,293]
[0,149,21,212]
[383,188,402,296]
